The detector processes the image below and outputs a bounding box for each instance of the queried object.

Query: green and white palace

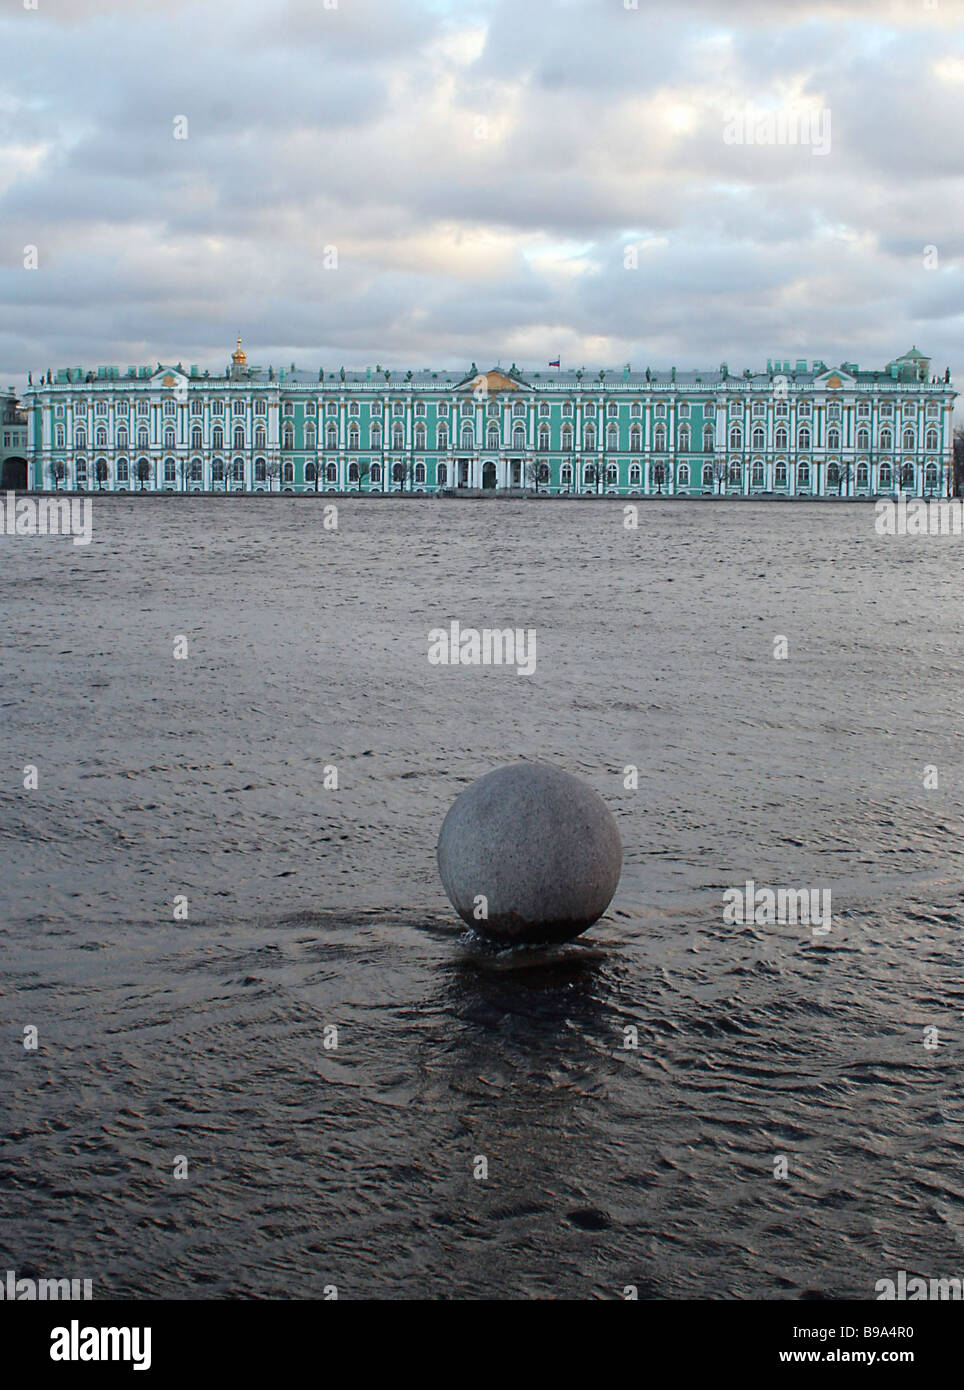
[19,342,957,497]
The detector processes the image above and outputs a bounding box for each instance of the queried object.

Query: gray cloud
[0,0,961,403]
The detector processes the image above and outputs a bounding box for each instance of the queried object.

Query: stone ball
[436,762,622,944]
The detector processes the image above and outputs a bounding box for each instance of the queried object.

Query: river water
[1,497,962,1298]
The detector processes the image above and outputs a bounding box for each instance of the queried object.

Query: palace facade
[19,343,957,497]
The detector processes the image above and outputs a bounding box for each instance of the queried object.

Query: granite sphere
[436,762,622,943]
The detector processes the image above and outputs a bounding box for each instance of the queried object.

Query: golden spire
[232,335,247,365]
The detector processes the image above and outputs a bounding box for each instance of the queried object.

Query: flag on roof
[549,358,560,367]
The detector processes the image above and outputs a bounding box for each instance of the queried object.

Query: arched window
[437,463,447,486]
[254,458,266,482]
[728,460,741,485]
[191,458,203,482]
[211,426,223,450]
[827,427,840,450]
[606,463,617,484]
[326,463,337,483]
[560,463,572,486]
[678,425,691,452]
[327,425,338,449]
[232,427,244,449]
[925,463,938,490]
[392,424,404,449]
[677,463,689,486]
[75,429,87,449]
[775,461,787,486]
[370,462,382,483]
[629,463,641,484]
[348,462,359,483]
[925,429,938,450]
[630,426,641,452]
[901,463,915,487]
[436,428,447,450]
[775,427,787,449]
[584,427,596,450]
[117,429,128,450]
[414,425,425,449]
[513,426,526,448]
[902,429,915,450]
[702,463,713,487]
[857,428,869,450]
[797,462,810,486]
[798,426,811,449]
[856,462,869,487]
[729,426,742,449]
[653,426,666,451]
[96,427,107,447]
[461,426,474,448]
[879,463,892,487]
[487,426,500,449]
[414,462,426,484]
[349,426,359,449]
[116,458,129,482]
[284,462,294,483]
[751,460,764,486]
[538,427,550,450]
[827,462,840,486]
[191,427,202,450]
[561,426,573,449]
[283,424,294,449]
[164,428,176,449]
[752,426,765,449]
[703,425,714,451]
[232,458,244,482]
[371,427,382,449]
[255,426,266,449]
[607,426,618,450]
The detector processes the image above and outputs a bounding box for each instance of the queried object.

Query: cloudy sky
[1,0,962,394]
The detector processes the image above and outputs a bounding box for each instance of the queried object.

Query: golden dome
[232,335,247,365]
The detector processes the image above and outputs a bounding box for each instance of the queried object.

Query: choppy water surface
[1,498,962,1299]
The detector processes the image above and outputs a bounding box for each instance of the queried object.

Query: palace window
[753,401,765,417]
[189,459,202,483]
[561,463,572,486]
[414,462,426,484]
[96,427,107,447]
[283,424,294,448]
[371,427,382,448]
[775,427,788,449]
[827,427,840,449]
[255,399,266,416]
[775,462,787,486]
[164,428,176,448]
[233,400,244,416]
[415,402,426,417]
[305,425,316,449]
[653,426,666,451]
[858,401,870,417]
[775,402,788,417]
[232,459,244,482]
[828,403,841,421]
[631,403,641,418]
[584,403,596,418]
[283,402,293,417]
[255,426,266,449]
[350,401,359,417]
[254,459,266,482]
[164,458,176,483]
[539,403,550,417]
[437,427,448,450]
[902,428,915,449]
[75,429,87,448]
[329,401,339,416]
[138,428,150,448]
[752,426,765,448]
[393,402,404,417]
[629,464,641,484]
[349,426,360,449]
[371,463,382,483]
[438,402,448,417]
[679,402,690,418]
[584,427,596,449]
[415,425,426,448]
[284,462,294,482]
[191,399,203,416]
[729,426,742,449]
[562,426,573,448]
[436,463,446,486]
[925,428,938,450]
[75,401,86,416]
[857,462,869,487]
[117,429,129,450]
[751,461,764,486]
[729,460,741,484]
[607,425,618,449]
[678,425,691,451]
[393,425,405,449]
[879,428,892,449]
[326,425,338,448]
[798,462,810,486]
[678,463,689,486]
[703,425,715,451]
[857,428,869,450]
[488,402,499,418]
[630,426,641,452]
[211,400,223,417]
[539,427,550,450]
[654,403,666,419]
[117,459,129,482]
[879,463,892,486]
[925,463,938,489]
[562,403,573,418]
[798,401,811,418]
[607,402,618,418]
[702,463,713,487]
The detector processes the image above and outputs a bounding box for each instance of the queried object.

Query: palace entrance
[1,458,27,490]
[482,461,497,490]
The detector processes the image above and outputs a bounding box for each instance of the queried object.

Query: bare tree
[136,459,151,491]
[267,460,281,493]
